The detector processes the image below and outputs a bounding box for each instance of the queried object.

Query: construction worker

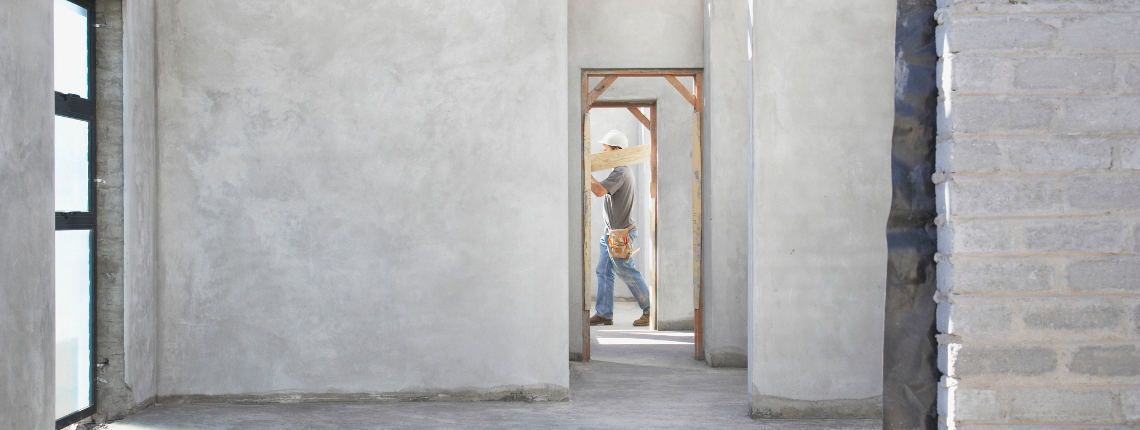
[589,130,651,327]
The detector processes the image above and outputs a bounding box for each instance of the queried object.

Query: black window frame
[54,0,97,427]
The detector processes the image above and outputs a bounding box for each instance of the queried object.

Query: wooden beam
[589,144,651,172]
[626,108,651,130]
[589,100,654,109]
[665,76,698,108]
[586,69,701,77]
[650,106,657,199]
[584,75,619,110]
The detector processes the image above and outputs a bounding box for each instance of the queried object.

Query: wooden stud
[589,144,651,172]
[650,106,658,199]
[665,75,698,109]
[584,75,619,111]
[627,107,651,130]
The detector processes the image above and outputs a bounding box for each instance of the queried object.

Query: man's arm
[590,175,608,197]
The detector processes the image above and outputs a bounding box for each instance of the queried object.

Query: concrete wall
[701,0,751,368]
[122,0,158,409]
[0,1,55,428]
[93,0,158,418]
[568,0,704,357]
[934,0,1140,426]
[749,0,896,419]
[587,108,652,301]
[155,0,569,400]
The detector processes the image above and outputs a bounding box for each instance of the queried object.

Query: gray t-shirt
[601,165,635,230]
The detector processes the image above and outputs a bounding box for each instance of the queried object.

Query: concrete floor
[103,302,881,429]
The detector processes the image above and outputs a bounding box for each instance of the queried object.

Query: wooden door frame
[580,69,704,362]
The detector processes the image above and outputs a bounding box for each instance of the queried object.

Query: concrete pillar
[748,0,896,418]
[0,1,56,428]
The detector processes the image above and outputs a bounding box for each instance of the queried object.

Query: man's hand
[590,176,608,197]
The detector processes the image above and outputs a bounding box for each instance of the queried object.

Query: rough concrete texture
[935,0,1140,426]
[700,0,750,368]
[0,2,55,429]
[121,0,159,409]
[567,0,704,358]
[94,0,134,418]
[107,303,881,429]
[749,0,896,419]
[155,0,569,398]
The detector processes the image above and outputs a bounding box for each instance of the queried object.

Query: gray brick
[954,259,1054,294]
[1006,139,1111,173]
[1007,388,1116,422]
[949,139,1003,173]
[1059,14,1140,52]
[1135,304,1140,330]
[953,55,1006,93]
[1014,57,1115,92]
[954,389,1000,422]
[947,0,1140,14]
[1024,302,1127,331]
[1068,258,1140,293]
[951,16,1057,52]
[1123,388,1140,422]
[953,345,1056,377]
[953,98,1056,134]
[1060,97,1140,134]
[1119,140,1140,170]
[953,220,1014,254]
[950,302,1013,334]
[1068,176,1140,211]
[1070,345,1140,377]
[1127,60,1140,91]
[1024,219,1125,253]
[952,180,1062,216]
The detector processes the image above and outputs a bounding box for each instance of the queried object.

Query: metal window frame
[54,0,97,427]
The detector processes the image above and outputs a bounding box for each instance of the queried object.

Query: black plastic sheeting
[883,0,940,428]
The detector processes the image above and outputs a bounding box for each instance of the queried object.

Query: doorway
[579,69,704,362]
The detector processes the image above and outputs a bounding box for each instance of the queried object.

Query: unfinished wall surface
[935,0,1140,426]
[701,0,751,368]
[749,0,896,419]
[568,0,705,358]
[155,0,569,399]
[0,1,55,428]
[122,0,158,409]
[93,0,159,419]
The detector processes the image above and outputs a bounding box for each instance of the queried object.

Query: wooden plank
[651,107,659,198]
[590,100,655,109]
[627,107,651,130]
[589,144,651,172]
[584,75,618,110]
[665,76,698,108]
[691,110,703,360]
[586,69,701,77]
[583,111,593,316]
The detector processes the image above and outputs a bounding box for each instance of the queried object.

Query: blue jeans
[595,229,652,319]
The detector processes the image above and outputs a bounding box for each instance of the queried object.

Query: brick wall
[935,0,1140,427]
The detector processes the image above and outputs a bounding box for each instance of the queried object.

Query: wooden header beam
[585,69,701,78]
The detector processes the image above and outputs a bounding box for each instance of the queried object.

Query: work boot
[590,314,614,326]
[633,313,650,327]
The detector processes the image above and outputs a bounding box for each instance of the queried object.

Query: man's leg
[593,234,617,321]
[612,230,652,319]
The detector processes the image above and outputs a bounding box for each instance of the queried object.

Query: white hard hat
[599,130,629,149]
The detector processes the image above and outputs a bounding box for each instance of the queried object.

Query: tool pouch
[607,227,638,259]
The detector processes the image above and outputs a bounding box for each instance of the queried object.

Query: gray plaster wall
[701,0,751,368]
[568,0,704,357]
[155,0,569,399]
[0,1,55,428]
[122,0,158,408]
[934,0,1140,426]
[749,0,896,419]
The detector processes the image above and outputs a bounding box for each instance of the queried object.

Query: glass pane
[55,116,89,212]
[55,230,92,419]
[54,0,89,97]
